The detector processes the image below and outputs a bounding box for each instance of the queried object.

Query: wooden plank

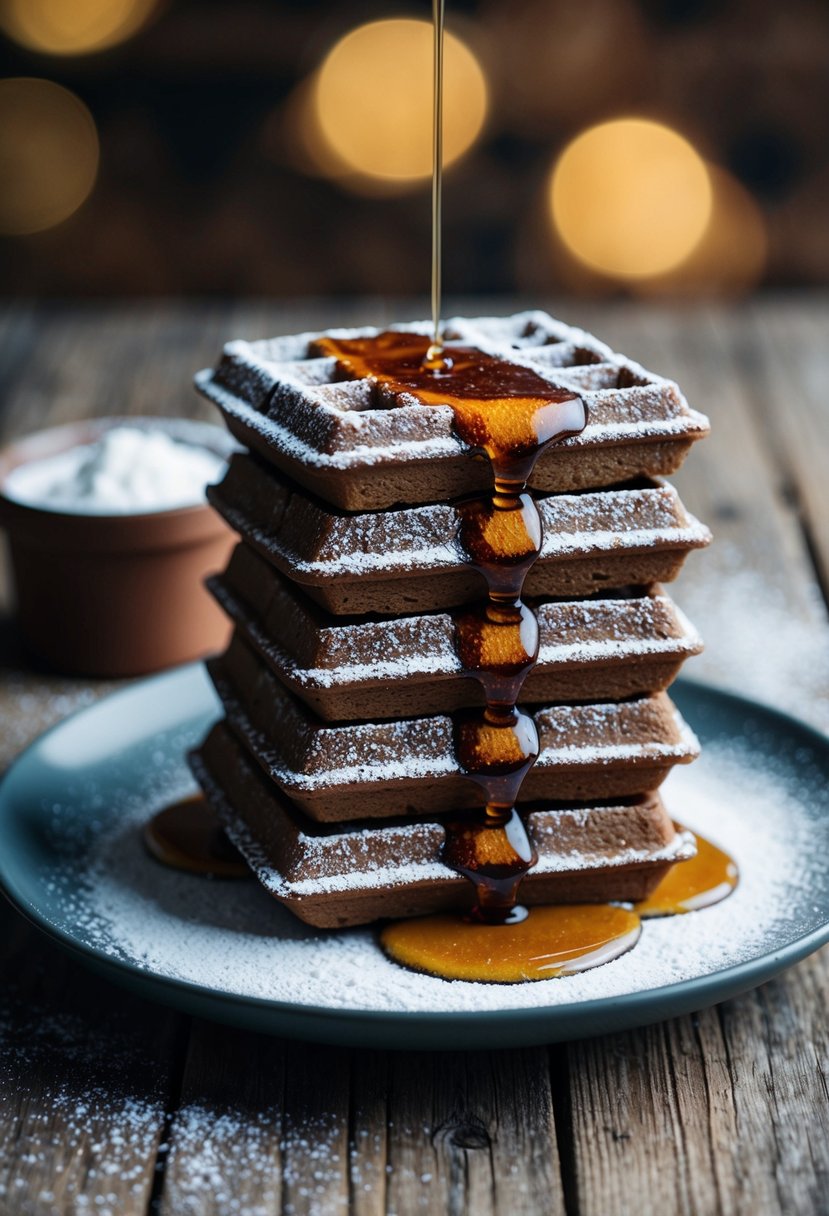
[0,903,181,1216]
[160,1028,563,1216]
[0,302,226,440]
[158,1022,288,1216]
[561,950,829,1216]
[2,301,829,1215]
[383,1049,562,1216]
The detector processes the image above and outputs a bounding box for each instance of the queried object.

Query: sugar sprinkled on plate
[47,737,821,1015]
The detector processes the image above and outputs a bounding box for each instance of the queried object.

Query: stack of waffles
[191,311,710,928]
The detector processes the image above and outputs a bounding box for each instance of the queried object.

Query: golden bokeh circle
[639,164,767,296]
[549,118,713,280]
[0,78,99,236]
[311,18,488,185]
[0,0,158,56]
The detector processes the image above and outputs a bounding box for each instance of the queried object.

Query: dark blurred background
[1,0,827,299]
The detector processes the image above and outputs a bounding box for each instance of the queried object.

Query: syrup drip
[143,795,249,879]
[380,903,642,983]
[453,600,539,708]
[635,825,739,917]
[313,330,587,933]
[313,331,587,469]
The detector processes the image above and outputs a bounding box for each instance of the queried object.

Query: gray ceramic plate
[1,664,828,1050]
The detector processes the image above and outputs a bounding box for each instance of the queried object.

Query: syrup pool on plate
[380,904,642,984]
[381,824,739,985]
[635,825,739,917]
[144,795,249,879]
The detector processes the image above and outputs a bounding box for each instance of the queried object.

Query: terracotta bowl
[0,417,237,677]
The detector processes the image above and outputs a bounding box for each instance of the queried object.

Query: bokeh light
[0,0,159,56]
[309,18,488,190]
[640,165,767,296]
[0,79,99,236]
[549,118,713,280]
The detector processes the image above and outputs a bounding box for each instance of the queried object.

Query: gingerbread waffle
[208,454,710,614]
[206,633,700,822]
[192,723,695,928]
[209,545,703,720]
[195,311,710,511]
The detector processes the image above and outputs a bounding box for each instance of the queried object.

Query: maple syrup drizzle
[312,330,587,932]
[635,825,739,918]
[143,8,728,979]
[143,795,249,879]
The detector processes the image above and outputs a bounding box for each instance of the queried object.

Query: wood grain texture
[0,299,828,1216]
[0,903,180,1216]
[578,302,829,733]
[158,1028,564,1216]
[382,1049,562,1216]
[561,953,829,1216]
[577,303,825,613]
[159,1023,289,1216]
[745,299,829,594]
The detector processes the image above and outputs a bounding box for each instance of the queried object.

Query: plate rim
[2,665,829,1039]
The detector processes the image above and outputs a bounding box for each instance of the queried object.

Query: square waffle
[195,311,710,511]
[207,633,700,823]
[191,311,710,930]
[210,544,703,721]
[208,454,710,615]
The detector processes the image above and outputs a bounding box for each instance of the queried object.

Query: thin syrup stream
[426,0,444,366]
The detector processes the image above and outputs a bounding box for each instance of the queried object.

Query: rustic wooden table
[1,298,828,1216]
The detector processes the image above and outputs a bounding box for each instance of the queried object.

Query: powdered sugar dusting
[196,310,709,475]
[163,1105,282,1215]
[0,1004,163,1213]
[212,800,692,901]
[674,542,829,734]
[213,657,699,793]
[213,476,710,582]
[42,733,825,1014]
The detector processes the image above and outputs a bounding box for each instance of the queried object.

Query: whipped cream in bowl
[0,417,238,676]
